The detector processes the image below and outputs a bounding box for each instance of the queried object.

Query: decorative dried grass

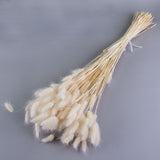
[24,12,153,152]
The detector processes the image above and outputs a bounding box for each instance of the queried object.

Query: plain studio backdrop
[0,0,160,160]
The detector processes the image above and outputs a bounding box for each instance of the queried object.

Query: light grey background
[0,0,160,160]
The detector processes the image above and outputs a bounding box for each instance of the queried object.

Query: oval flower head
[23,12,154,152]
[4,103,14,112]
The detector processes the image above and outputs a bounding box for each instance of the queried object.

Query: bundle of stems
[25,12,153,152]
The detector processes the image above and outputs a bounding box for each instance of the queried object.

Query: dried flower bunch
[25,12,153,152]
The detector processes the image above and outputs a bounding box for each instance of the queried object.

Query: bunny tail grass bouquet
[24,12,153,152]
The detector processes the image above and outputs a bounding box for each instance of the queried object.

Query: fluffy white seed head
[57,87,66,100]
[87,111,97,127]
[81,127,88,141]
[30,101,40,118]
[25,110,30,124]
[61,134,74,145]
[57,100,66,109]
[72,68,83,75]
[25,104,31,111]
[61,75,73,82]
[65,121,79,135]
[41,116,58,131]
[35,87,53,97]
[81,141,87,153]
[79,117,89,135]
[57,120,64,132]
[73,136,81,150]
[4,103,14,112]
[64,91,72,104]
[89,122,101,146]
[41,134,54,143]
[67,103,81,119]
[50,83,58,89]
[41,96,53,104]
[31,112,49,123]
[51,106,58,115]
[64,113,77,127]
[76,101,88,119]
[35,123,40,139]
[57,107,70,120]
[40,102,54,112]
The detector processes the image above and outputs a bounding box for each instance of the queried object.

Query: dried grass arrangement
[24,12,153,152]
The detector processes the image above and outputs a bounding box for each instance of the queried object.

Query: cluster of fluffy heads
[25,68,101,152]
[25,12,153,152]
